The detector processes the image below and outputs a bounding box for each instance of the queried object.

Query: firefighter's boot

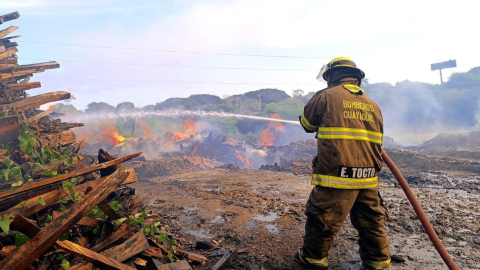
[295,249,328,269]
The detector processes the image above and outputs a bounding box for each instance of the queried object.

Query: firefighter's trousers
[302,185,391,268]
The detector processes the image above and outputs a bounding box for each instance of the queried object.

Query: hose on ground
[381,150,460,270]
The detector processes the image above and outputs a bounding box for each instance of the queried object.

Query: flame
[99,124,125,145]
[234,150,254,169]
[257,114,285,146]
[172,131,191,141]
[183,118,196,135]
[258,129,275,146]
[165,118,197,145]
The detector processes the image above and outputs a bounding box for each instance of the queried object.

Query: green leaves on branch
[38,197,46,206]
[87,206,106,220]
[18,132,36,155]
[59,254,70,270]
[1,159,22,182]
[62,178,81,201]
[0,215,10,234]
[108,200,122,212]
[15,233,29,247]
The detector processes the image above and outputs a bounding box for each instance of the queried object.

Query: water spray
[62,110,302,126]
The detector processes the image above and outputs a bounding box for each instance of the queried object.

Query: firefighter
[296,57,391,269]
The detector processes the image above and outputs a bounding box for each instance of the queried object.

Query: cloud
[0,0,161,15]
[11,0,480,110]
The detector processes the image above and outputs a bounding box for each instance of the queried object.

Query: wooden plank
[212,249,238,270]
[53,211,103,227]
[0,35,20,41]
[0,115,20,144]
[90,222,136,252]
[10,215,134,270]
[140,246,165,260]
[25,105,56,124]
[0,63,17,70]
[156,244,207,264]
[101,231,149,262]
[30,154,83,179]
[0,12,20,24]
[56,241,135,270]
[0,184,60,212]
[157,260,192,270]
[5,61,59,72]
[0,69,45,80]
[4,82,41,93]
[0,168,138,221]
[37,130,76,148]
[0,58,17,65]
[0,47,17,60]
[0,91,70,111]
[0,26,19,39]
[0,169,130,270]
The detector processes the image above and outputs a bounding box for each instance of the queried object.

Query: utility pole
[431,60,456,85]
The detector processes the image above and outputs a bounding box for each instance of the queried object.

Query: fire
[183,118,196,135]
[165,118,197,145]
[234,150,254,169]
[172,131,191,141]
[99,124,126,145]
[257,114,285,146]
[258,129,275,146]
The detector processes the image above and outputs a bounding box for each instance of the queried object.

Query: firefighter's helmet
[316,57,365,82]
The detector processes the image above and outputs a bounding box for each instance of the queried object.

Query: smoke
[367,82,446,146]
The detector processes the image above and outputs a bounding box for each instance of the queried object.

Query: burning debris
[82,117,260,170]
[257,114,285,146]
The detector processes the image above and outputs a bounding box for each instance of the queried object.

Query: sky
[2,0,480,110]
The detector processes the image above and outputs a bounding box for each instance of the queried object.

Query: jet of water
[65,109,302,125]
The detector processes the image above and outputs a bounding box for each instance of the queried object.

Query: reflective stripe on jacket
[300,79,383,189]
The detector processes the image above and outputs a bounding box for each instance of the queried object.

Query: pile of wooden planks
[0,11,206,270]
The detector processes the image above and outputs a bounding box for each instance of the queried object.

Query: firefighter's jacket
[300,80,383,189]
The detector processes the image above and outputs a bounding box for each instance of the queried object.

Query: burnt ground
[132,165,480,270]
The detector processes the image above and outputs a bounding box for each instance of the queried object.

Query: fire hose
[381,150,460,270]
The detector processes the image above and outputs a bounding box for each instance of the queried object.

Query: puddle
[253,211,278,222]
[211,216,225,224]
[247,220,257,230]
[265,224,279,234]
[186,229,212,239]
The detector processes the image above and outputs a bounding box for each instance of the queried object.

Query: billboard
[431,60,457,71]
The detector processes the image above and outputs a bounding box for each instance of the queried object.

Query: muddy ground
[132,162,480,270]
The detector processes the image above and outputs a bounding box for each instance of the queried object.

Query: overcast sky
[2,0,479,109]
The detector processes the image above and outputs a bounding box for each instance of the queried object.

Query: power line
[21,22,264,39]
[22,58,317,72]
[21,41,330,59]
[39,76,323,85]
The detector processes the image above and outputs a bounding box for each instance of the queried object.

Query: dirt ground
[132,168,480,270]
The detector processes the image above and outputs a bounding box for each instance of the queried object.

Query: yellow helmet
[317,57,365,82]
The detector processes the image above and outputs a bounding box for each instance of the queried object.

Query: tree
[85,102,114,114]
[292,89,304,98]
[141,105,155,111]
[115,102,136,113]
[53,104,83,116]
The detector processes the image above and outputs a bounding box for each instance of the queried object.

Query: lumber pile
[0,12,204,270]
